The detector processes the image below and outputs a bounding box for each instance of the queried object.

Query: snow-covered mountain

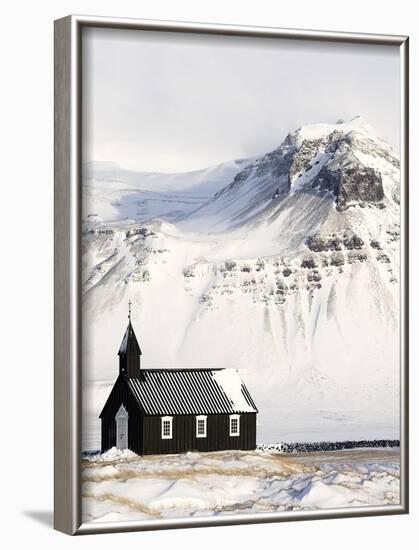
[81,116,400,451]
[178,116,399,232]
[82,158,253,223]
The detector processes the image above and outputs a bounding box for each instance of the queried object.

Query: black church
[99,306,258,455]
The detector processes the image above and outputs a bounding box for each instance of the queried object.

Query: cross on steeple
[128,299,132,322]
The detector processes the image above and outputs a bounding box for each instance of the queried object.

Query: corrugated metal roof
[126,369,258,415]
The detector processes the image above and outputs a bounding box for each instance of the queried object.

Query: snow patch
[212,369,257,413]
[93,447,138,462]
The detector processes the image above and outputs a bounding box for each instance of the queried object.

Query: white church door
[115,404,128,450]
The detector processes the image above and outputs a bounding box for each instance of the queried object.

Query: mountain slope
[81,117,400,451]
[82,158,254,224]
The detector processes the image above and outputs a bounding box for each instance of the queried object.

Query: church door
[115,404,128,450]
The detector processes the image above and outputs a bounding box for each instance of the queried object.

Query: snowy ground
[82,448,400,523]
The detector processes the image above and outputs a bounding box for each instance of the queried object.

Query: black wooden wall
[100,374,144,454]
[142,413,257,455]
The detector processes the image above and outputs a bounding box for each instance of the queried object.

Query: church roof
[126,368,258,415]
[118,321,142,356]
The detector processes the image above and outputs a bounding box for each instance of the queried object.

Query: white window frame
[196,415,207,438]
[229,414,240,437]
[161,416,173,439]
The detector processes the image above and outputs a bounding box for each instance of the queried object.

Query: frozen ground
[82,448,400,523]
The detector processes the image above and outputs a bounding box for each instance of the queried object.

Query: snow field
[82,448,400,523]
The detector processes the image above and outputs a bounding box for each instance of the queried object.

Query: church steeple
[118,301,142,378]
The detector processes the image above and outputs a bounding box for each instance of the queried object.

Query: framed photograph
[54,15,409,535]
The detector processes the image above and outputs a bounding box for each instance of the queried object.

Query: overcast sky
[82,27,400,174]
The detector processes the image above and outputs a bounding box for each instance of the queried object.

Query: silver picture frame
[54,14,409,535]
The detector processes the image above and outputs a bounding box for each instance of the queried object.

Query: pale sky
[82,27,400,174]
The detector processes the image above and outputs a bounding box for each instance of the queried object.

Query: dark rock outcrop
[257,439,400,454]
[301,256,317,269]
[330,252,345,267]
[312,150,384,211]
[343,233,364,250]
[306,234,342,252]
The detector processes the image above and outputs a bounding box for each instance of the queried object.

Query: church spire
[118,301,142,377]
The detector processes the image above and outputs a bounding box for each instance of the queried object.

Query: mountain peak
[294,116,379,145]
[178,117,399,233]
